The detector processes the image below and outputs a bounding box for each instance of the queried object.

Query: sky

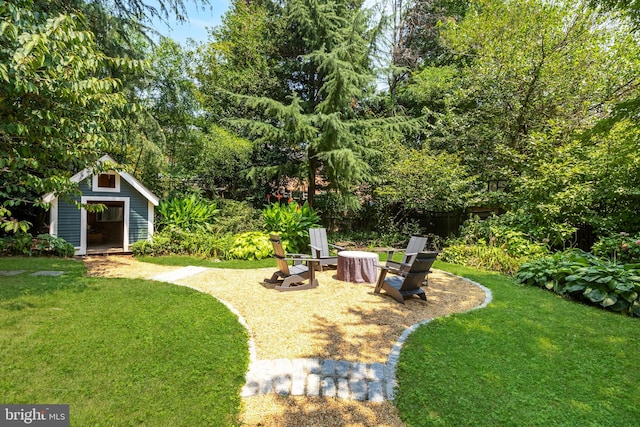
[150,0,231,45]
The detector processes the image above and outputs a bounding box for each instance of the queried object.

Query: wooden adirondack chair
[384,236,428,275]
[374,251,438,304]
[264,234,319,291]
[308,228,345,271]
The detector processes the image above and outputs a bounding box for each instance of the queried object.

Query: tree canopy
[3,0,640,245]
[0,0,147,230]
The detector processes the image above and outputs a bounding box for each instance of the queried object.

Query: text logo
[1,405,69,427]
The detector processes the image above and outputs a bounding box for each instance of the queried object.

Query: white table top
[338,251,379,259]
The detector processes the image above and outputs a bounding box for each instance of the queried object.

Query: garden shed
[43,155,159,255]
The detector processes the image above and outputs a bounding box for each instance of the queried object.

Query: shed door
[87,201,124,250]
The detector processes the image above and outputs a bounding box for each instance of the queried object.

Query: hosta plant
[226,232,273,261]
[516,249,640,317]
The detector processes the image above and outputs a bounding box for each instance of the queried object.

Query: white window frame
[92,172,120,193]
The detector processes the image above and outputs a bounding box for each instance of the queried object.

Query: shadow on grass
[0,258,90,306]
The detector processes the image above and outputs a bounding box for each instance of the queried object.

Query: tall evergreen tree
[199,0,379,208]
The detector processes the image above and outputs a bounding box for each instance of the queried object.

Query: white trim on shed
[43,155,159,206]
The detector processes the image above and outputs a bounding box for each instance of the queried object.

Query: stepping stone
[368,381,385,402]
[336,378,350,399]
[321,360,335,376]
[257,375,272,395]
[151,266,208,282]
[335,361,351,377]
[293,358,321,375]
[0,270,26,276]
[30,271,65,277]
[241,381,259,397]
[321,377,336,397]
[306,374,321,396]
[273,374,291,396]
[351,362,368,380]
[367,363,385,381]
[290,372,306,396]
[349,379,368,401]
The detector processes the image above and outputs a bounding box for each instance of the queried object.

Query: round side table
[337,251,379,283]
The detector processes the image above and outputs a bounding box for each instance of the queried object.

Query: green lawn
[0,257,248,426]
[396,262,640,426]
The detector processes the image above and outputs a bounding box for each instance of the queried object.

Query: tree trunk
[307,149,318,207]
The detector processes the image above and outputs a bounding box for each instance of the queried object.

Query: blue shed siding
[129,190,149,243]
[57,197,81,246]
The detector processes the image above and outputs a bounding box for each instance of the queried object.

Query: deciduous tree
[0,0,147,229]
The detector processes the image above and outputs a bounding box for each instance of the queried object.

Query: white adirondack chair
[308,228,345,271]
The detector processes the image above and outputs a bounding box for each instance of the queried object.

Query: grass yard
[0,257,248,426]
[396,262,640,426]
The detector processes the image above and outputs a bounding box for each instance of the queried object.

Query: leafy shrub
[156,195,219,232]
[130,239,154,256]
[440,216,549,274]
[484,210,578,249]
[33,234,75,257]
[262,201,320,252]
[131,227,223,258]
[592,232,640,264]
[226,232,273,260]
[212,199,264,235]
[439,243,526,275]
[0,233,74,257]
[0,232,33,255]
[516,249,640,317]
[455,215,549,258]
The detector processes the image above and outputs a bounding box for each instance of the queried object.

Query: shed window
[98,174,116,188]
[92,172,120,192]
